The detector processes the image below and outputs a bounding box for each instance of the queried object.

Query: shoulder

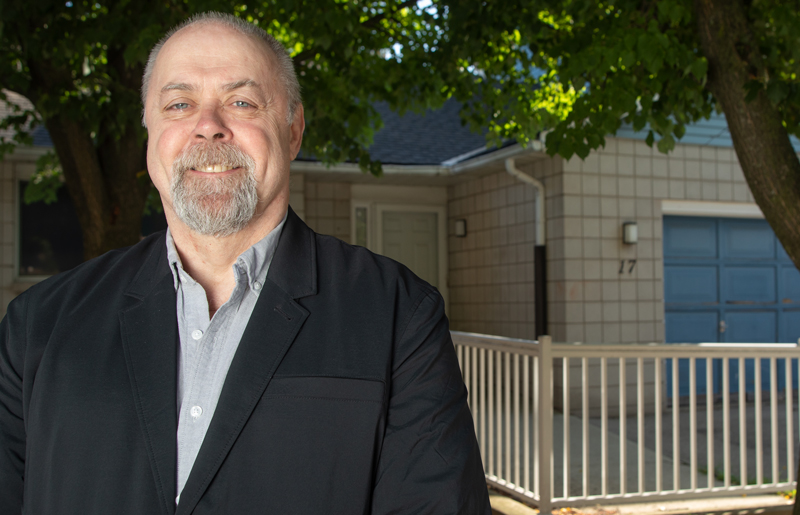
[312,232,437,300]
[12,232,167,315]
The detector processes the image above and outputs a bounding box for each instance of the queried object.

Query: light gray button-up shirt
[166,214,286,503]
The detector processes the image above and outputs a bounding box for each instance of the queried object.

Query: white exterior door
[381,211,439,288]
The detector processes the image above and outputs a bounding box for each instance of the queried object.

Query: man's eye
[168,102,190,110]
[233,101,252,108]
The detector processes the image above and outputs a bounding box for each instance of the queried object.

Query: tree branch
[293,0,418,63]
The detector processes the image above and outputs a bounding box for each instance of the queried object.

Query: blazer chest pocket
[263,375,385,404]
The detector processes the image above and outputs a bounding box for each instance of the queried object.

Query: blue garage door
[664,216,800,396]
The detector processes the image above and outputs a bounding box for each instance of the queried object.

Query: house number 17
[619,259,636,274]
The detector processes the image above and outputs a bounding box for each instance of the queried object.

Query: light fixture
[455,219,467,237]
[622,222,638,244]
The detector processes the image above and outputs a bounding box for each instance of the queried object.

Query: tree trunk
[693,2,800,508]
[694,0,800,271]
[43,116,146,260]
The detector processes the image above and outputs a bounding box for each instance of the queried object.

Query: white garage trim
[662,200,764,219]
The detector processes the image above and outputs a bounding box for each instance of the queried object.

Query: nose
[193,106,232,142]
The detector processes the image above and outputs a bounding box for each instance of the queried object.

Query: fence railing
[451,331,800,513]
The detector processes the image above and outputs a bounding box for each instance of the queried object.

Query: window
[18,181,168,276]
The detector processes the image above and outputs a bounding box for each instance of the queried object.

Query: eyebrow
[159,80,259,94]
[160,82,195,94]
[222,79,259,91]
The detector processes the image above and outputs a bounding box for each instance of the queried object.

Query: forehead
[151,23,277,92]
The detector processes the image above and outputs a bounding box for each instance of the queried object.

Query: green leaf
[24,152,63,205]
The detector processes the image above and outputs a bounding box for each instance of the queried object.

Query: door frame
[351,194,449,309]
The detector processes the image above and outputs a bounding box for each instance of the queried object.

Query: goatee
[170,143,259,237]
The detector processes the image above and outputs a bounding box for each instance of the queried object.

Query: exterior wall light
[455,219,467,237]
[622,222,638,244]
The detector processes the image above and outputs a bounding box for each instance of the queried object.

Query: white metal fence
[452,331,800,513]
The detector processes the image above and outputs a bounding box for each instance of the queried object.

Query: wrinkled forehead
[150,23,278,92]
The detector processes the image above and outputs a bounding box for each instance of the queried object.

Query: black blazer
[0,208,490,514]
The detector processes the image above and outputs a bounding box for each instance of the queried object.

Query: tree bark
[693,2,800,508]
[25,56,147,260]
[694,0,800,271]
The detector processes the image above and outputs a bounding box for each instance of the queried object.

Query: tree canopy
[4,0,800,273]
[0,0,448,258]
[428,0,800,271]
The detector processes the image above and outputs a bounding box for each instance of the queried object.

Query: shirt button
[190,406,203,419]
[253,281,262,291]
[191,329,203,340]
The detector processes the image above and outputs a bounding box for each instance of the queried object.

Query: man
[0,11,490,515]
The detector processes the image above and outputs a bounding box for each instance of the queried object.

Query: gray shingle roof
[367,99,490,165]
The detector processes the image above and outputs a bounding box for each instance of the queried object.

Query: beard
[170,143,259,237]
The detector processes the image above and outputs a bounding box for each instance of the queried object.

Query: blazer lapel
[120,239,179,515]
[176,208,317,515]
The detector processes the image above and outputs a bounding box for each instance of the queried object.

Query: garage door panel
[665,311,719,343]
[725,311,777,343]
[664,266,717,304]
[722,220,775,259]
[781,267,800,304]
[664,218,717,258]
[722,267,776,304]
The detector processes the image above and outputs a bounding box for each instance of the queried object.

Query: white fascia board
[290,160,449,176]
[661,199,764,219]
[291,142,539,178]
[5,145,51,160]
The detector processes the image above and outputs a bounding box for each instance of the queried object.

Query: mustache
[172,143,255,174]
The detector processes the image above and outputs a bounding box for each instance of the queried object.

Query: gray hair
[141,12,301,126]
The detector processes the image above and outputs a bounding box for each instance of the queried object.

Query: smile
[192,164,241,173]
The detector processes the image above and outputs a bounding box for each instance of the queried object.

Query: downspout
[505,157,548,339]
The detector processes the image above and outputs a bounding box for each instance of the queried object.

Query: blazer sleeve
[371,289,491,515]
[0,294,27,513]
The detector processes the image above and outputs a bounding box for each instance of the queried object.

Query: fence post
[538,335,552,514]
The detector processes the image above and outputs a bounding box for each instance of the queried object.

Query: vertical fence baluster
[479,348,486,467]
[706,357,714,489]
[637,357,645,494]
[514,354,520,489]
[488,350,494,477]
[673,357,680,492]
[739,357,747,487]
[619,357,627,496]
[498,350,505,484]
[533,355,539,499]
[690,357,697,491]
[505,352,511,483]
[471,347,478,435]
[723,357,730,488]
[601,357,608,497]
[538,336,553,515]
[523,355,530,493]
[786,357,794,486]
[770,357,778,486]
[755,357,763,487]
[582,357,589,498]
[655,357,663,494]
[563,357,570,499]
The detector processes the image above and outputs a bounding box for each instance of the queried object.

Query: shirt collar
[165,211,288,292]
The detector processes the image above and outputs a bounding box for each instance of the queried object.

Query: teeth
[198,164,232,173]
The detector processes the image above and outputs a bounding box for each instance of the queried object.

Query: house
[2,96,797,378]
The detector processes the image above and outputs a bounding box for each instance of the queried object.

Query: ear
[289,104,305,160]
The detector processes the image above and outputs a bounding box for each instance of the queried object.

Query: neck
[168,205,287,313]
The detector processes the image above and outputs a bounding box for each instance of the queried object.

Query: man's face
[144,23,304,236]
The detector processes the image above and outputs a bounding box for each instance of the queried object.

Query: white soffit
[661,199,764,219]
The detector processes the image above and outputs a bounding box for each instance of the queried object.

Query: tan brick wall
[0,152,39,316]
[548,139,750,344]
[447,161,555,340]
[303,180,351,243]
